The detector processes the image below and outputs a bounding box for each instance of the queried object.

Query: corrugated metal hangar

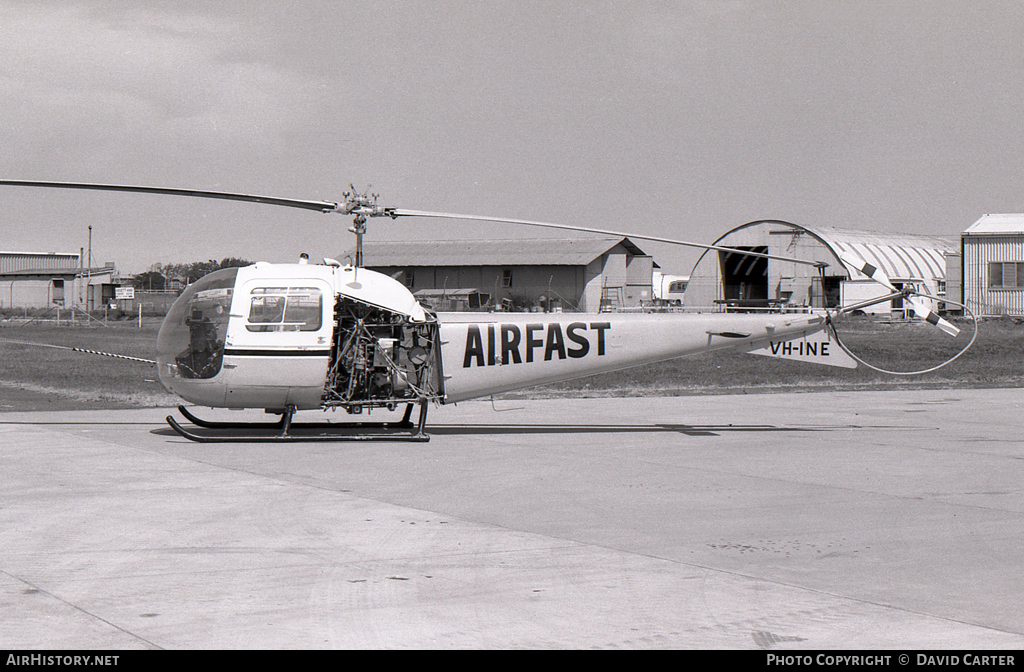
[349,237,656,312]
[1,251,117,310]
[961,214,1024,317]
[685,220,955,316]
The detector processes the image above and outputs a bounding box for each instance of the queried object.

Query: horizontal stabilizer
[746,333,857,369]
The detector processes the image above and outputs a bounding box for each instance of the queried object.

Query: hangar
[684,221,955,316]
[347,237,656,313]
[961,214,1024,317]
[1,251,117,311]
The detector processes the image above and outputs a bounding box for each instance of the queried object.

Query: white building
[961,214,1024,317]
[0,251,116,310]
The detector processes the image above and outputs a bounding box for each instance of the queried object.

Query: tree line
[130,257,253,291]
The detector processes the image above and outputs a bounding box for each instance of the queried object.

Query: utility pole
[79,247,84,308]
[87,226,92,311]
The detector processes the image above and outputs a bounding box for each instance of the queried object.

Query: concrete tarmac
[1,388,1023,650]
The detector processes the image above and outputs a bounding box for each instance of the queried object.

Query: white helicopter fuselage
[156,261,828,411]
[156,261,428,410]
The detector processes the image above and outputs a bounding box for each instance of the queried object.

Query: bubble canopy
[157,267,238,389]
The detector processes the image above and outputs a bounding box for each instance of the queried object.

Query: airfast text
[463,322,610,367]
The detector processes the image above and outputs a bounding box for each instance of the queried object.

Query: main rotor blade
[392,209,829,269]
[0,180,830,269]
[0,180,339,213]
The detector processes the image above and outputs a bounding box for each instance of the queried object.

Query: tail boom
[438,312,826,402]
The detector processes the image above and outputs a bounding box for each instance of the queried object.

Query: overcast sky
[1,0,1023,275]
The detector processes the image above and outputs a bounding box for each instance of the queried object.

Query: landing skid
[166,402,430,443]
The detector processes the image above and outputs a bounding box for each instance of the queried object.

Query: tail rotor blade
[908,296,960,337]
[838,251,896,290]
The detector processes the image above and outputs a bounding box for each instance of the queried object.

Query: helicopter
[0,180,975,442]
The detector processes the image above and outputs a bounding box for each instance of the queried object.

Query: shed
[0,251,116,310]
[961,214,1024,317]
[342,237,656,312]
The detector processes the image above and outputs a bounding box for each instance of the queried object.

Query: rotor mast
[339,187,391,268]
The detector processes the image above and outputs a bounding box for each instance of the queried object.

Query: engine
[323,296,442,412]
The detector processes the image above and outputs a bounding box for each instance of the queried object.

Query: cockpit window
[157,267,238,380]
[246,287,322,332]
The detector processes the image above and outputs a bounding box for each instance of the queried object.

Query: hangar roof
[0,251,80,275]
[806,225,954,282]
[0,266,114,278]
[711,221,954,282]
[345,237,653,267]
[964,214,1024,235]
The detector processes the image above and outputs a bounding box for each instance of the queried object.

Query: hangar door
[719,246,768,305]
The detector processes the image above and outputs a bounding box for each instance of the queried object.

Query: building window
[501,268,513,288]
[402,269,415,288]
[988,262,1024,289]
